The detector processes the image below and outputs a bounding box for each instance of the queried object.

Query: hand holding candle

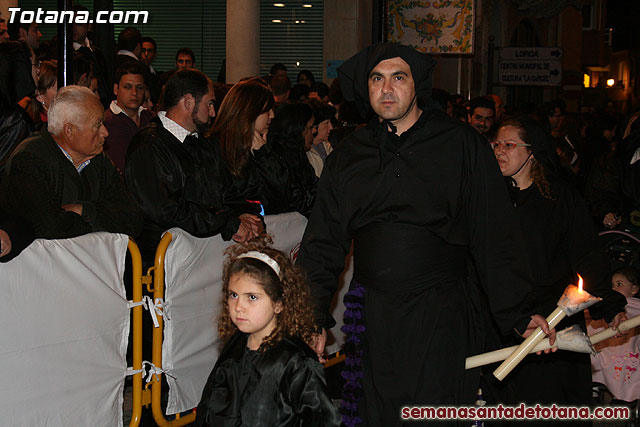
[523,315,556,354]
[493,275,601,381]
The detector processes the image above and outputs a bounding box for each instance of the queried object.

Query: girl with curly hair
[194,236,341,427]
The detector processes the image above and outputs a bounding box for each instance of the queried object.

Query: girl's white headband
[237,251,281,278]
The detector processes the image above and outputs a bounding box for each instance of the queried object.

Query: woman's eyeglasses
[490,140,531,151]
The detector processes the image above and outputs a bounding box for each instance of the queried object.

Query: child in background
[194,236,341,427]
[589,266,640,403]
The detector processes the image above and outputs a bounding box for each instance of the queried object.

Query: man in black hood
[297,43,552,426]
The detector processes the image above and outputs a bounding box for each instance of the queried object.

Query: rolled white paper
[467,316,640,371]
[465,325,593,370]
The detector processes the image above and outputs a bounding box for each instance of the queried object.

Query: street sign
[500,47,562,60]
[499,60,562,86]
[498,47,563,86]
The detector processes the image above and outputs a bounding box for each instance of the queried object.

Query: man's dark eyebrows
[369,70,409,78]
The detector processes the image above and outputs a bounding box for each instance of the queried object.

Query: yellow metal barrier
[146,232,197,427]
[128,239,144,427]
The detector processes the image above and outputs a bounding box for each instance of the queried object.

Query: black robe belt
[353,222,468,293]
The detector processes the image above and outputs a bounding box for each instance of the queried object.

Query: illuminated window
[261,0,323,79]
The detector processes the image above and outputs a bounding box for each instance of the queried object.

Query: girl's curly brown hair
[218,235,316,351]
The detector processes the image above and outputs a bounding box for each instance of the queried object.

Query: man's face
[73,23,88,44]
[114,73,146,112]
[176,54,194,70]
[368,57,418,126]
[191,84,216,133]
[68,100,109,160]
[314,119,332,144]
[141,42,156,66]
[0,22,9,42]
[469,107,495,135]
[21,23,42,49]
[549,107,563,130]
[272,69,286,79]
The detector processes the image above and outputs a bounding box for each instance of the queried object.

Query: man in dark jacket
[0,85,143,239]
[125,69,262,263]
[104,60,153,174]
[296,43,553,427]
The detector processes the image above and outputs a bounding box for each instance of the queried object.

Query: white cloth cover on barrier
[326,247,353,355]
[162,212,309,414]
[0,232,130,427]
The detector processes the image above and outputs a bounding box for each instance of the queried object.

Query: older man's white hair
[48,85,101,135]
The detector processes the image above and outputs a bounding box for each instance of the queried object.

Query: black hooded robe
[483,117,626,426]
[492,178,626,426]
[297,106,538,426]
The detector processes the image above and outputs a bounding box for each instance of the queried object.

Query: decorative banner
[386,0,474,54]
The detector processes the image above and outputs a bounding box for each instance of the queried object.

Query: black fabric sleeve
[463,131,536,336]
[286,356,342,427]
[251,144,290,215]
[85,156,144,237]
[2,151,93,238]
[0,210,34,262]
[297,156,351,330]
[125,134,240,240]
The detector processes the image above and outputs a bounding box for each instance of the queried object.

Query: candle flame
[577,274,583,292]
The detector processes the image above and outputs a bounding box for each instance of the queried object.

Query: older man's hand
[0,229,12,258]
[239,213,264,238]
[62,203,83,216]
[232,221,252,243]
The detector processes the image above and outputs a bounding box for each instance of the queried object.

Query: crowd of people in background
[2,10,640,426]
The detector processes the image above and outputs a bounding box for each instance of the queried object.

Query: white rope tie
[126,361,176,382]
[127,296,169,328]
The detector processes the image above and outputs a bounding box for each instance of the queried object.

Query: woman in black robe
[266,102,317,217]
[489,116,627,423]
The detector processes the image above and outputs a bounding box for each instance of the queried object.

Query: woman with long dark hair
[213,77,275,177]
[211,77,286,216]
[27,60,57,129]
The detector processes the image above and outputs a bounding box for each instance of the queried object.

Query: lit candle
[493,275,601,381]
